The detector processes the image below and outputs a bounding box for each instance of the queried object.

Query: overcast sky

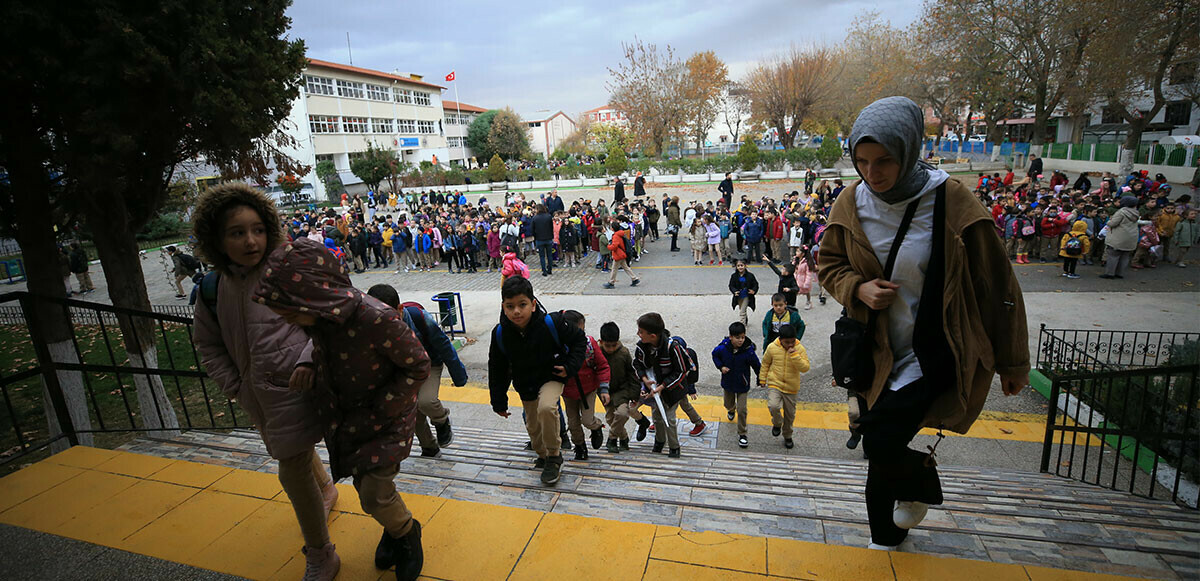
[287,0,921,118]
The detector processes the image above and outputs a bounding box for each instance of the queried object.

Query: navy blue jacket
[743,218,765,243]
[401,307,469,386]
[711,337,761,394]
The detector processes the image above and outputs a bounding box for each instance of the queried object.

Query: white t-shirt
[854,169,949,391]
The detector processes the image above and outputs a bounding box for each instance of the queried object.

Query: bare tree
[744,45,842,149]
[719,82,753,150]
[607,38,687,157]
[833,11,914,134]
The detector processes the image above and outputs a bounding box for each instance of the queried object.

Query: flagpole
[452,76,462,166]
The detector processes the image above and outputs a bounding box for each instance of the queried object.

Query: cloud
[287,0,922,115]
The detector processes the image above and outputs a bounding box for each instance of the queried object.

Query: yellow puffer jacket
[759,338,810,394]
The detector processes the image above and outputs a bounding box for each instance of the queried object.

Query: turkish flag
[445,71,455,82]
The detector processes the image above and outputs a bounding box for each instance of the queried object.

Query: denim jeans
[536,240,554,275]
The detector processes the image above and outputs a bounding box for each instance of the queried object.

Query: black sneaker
[618,438,630,451]
[541,455,563,486]
[524,441,532,450]
[419,447,440,458]
[374,530,394,569]
[631,279,640,286]
[560,435,573,452]
[393,520,424,581]
[590,428,604,450]
[652,442,665,453]
[772,426,782,437]
[574,446,588,461]
[727,410,735,421]
[668,448,681,458]
[636,418,650,442]
[846,433,862,450]
[533,457,546,470]
[784,438,794,449]
[435,420,453,447]
[606,438,620,453]
[738,435,748,448]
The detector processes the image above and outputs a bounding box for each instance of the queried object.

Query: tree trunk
[3,107,95,451]
[87,188,180,438]
[1118,118,1147,177]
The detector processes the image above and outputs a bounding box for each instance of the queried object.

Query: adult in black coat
[634,173,647,197]
[531,205,556,276]
[1027,154,1043,180]
[718,173,734,209]
[613,177,626,203]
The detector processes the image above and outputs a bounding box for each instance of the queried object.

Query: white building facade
[520,110,577,158]
[441,100,488,168]
[284,59,450,200]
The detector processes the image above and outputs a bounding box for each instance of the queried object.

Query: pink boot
[302,543,340,581]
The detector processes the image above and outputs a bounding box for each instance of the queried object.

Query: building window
[342,116,368,133]
[304,75,335,96]
[414,91,431,106]
[1100,107,1123,124]
[398,119,416,134]
[447,137,464,147]
[309,115,339,134]
[1165,101,1191,126]
[315,154,334,165]
[348,151,367,161]
[366,84,390,101]
[372,118,394,133]
[336,79,364,99]
[444,115,457,126]
[394,89,413,104]
[417,120,435,134]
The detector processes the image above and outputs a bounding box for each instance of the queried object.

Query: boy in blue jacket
[712,321,761,448]
[367,284,468,459]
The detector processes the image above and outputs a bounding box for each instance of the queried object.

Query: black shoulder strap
[882,197,922,282]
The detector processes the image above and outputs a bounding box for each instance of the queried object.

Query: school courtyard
[1,179,1198,579]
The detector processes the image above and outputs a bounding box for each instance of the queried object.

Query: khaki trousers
[767,388,797,438]
[413,364,449,450]
[736,297,750,325]
[521,381,564,458]
[353,463,413,538]
[609,258,638,284]
[679,396,703,424]
[724,391,748,436]
[277,447,333,548]
[652,397,681,449]
[75,271,93,291]
[605,401,645,439]
[563,391,603,448]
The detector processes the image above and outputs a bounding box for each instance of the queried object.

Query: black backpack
[670,336,700,385]
[179,253,201,271]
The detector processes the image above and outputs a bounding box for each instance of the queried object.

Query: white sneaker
[893,501,929,529]
[867,542,899,551]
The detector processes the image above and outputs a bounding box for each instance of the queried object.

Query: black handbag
[829,197,921,392]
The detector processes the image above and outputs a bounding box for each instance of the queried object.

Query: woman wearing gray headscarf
[1099,195,1140,279]
[818,97,1031,550]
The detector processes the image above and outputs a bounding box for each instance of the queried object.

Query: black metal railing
[1038,325,1200,508]
[0,292,250,472]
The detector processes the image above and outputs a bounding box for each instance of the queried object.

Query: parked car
[263,183,315,207]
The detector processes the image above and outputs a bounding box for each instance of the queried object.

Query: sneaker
[602,282,615,289]
[784,438,794,449]
[727,409,735,421]
[772,425,782,437]
[846,433,862,450]
[668,448,681,458]
[541,455,563,486]
[302,543,340,581]
[392,521,424,581]
[524,441,532,450]
[893,501,929,529]
[1067,273,1080,279]
[533,457,546,470]
[738,435,748,448]
[631,279,640,286]
[618,438,630,451]
[867,542,899,551]
[435,420,453,447]
[652,442,665,453]
[648,423,656,433]
[419,447,440,458]
[606,438,620,454]
[1060,273,1068,277]
[1099,274,1115,279]
[689,421,707,437]
[574,446,588,461]
[590,428,604,450]
[636,418,650,441]
[560,435,573,451]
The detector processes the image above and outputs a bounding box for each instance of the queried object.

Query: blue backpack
[494,313,561,356]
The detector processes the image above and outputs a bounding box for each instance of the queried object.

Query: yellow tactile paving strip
[0,446,1137,581]
[437,382,1103,446]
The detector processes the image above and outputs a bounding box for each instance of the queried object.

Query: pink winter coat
[794,259,815,294]
[487,229,502,258]
[501,252,529,279]
[195,262,323,460]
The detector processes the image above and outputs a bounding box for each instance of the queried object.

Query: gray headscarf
[849,96,933,204]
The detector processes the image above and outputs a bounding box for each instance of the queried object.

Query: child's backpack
[669,335,700,385]
[200,271,221,323]
[179,253,201,271]
[1021,221,1035,237]
[623,230,636,259]
[1063,235,1083,256]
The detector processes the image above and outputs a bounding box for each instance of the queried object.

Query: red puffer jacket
[563,335,611,399]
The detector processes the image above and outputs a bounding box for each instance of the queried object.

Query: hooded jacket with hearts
[254,238,431,479]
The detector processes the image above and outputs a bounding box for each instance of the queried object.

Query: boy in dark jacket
[632,312,690,458]
[599,322,652,453]
[366,284,467,459]
[255,238,430,581]
[489,276,588,486]
[712,321,761,448]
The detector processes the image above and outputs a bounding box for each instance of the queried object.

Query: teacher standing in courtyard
[818,96,1030,550]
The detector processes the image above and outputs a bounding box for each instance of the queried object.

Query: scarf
[849,96,933,205]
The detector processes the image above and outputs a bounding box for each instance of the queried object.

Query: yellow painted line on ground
[437,382,1098,445]
[0,448,1139,581]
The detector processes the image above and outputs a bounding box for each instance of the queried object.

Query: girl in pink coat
[192,184,340,579]
[793,245,817,310]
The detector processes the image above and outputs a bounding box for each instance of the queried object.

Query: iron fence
[1038,325,1200,508]
[0,292,249,469]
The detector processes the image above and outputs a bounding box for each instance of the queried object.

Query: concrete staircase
[121,425,1200,579]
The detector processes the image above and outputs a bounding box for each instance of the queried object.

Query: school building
[441,100,489,168]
